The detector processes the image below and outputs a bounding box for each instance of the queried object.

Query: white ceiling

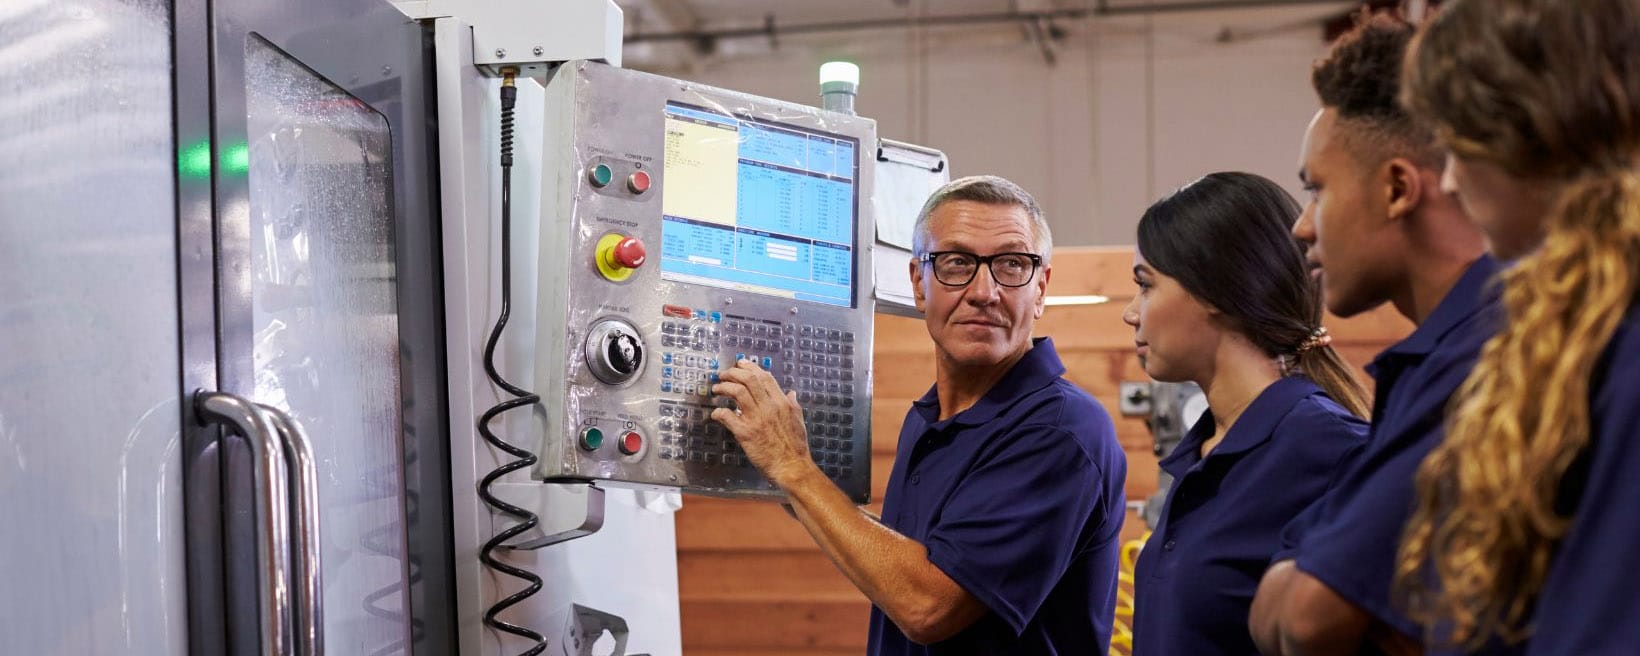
[619,0,1069,34]
[616,0,1341,33]
[611,0,1354,70]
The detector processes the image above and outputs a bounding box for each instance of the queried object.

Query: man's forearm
[779,465,986,643]
[1252,561,1371,656]
[1251,561,1299,655]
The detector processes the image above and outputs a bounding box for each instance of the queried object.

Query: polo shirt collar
[1367,255,1502,376]
[912,337,1067,431]
[1160,376,1321,479]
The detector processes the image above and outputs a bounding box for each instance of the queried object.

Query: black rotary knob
[607,332,642,375]
[584,319,645,385]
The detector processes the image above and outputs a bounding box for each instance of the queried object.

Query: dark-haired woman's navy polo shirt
[867,337,1128,656]
[1131,376,1368,655]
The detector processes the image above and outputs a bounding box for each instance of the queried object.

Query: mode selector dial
[585,319,645,385]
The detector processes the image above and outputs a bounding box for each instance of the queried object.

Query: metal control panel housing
[531,61,877,502]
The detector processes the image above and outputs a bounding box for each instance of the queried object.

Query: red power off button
[618,431,643,455]
[627,170,652,194]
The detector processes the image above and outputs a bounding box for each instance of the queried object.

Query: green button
[580,427,604,451]
[589,164,613,187]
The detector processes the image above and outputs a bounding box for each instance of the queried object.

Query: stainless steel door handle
[262,404,325,656]
[195,391,293,656]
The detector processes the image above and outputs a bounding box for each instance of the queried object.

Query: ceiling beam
[646,0,701,32]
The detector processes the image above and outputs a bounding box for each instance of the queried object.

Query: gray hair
[911,175,1053,263]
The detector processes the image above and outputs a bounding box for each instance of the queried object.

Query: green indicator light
[580,427,605,451]
[179,141,212,178]
[223,142,250,176]
[589,164,613,187]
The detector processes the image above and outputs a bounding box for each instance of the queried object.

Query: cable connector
[499,67,518,168]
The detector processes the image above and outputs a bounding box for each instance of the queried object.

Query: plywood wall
[676,247,1414,655]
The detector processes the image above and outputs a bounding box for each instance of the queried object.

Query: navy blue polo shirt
[1428,301,1640,656]
[1282,255,1502,640]
[867,337,1127,656]
[1133,376,1368,655]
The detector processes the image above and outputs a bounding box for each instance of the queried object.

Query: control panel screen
[660,102,859,308]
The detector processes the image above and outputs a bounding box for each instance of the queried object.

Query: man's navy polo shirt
[867,337,1127,656]
[1133,376,1368,655]
[1282,255,1502,640]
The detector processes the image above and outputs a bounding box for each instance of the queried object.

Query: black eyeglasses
[917,251,1043,287]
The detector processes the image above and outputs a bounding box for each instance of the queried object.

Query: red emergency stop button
[618,430,643,455]
[627,170,652,194]
[612,237,646,268]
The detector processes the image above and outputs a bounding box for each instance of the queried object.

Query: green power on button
[579,427,604,451]
[588,164,613,187]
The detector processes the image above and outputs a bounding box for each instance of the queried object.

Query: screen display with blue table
[660,101,859,308]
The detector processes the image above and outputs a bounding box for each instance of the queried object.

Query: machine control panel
[531,62,877,502]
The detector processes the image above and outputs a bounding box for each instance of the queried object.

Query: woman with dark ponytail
[1395,0,1640,653]
[1124,171,1371,654]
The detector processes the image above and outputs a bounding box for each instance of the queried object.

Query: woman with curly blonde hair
[1397,0,1640,652]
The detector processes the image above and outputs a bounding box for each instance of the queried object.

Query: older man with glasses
[712,175,1127,655]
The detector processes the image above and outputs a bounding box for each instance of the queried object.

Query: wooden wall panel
[676,247,1413,654]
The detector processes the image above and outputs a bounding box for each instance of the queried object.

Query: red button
[612,237,647,268]
[627,170,652,194]
[618,431,643,455]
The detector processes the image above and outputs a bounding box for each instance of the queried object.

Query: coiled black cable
[475,69,547,656]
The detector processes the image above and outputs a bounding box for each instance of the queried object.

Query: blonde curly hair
[1396,0,1640,648]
